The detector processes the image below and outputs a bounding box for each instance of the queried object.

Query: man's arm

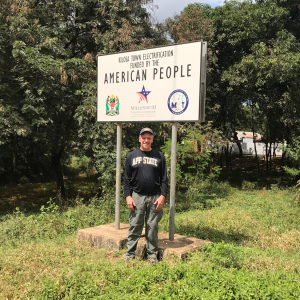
[124,153,132,198]
[153,152,168,211]
[160,152,168,197]
[124,153,136,211]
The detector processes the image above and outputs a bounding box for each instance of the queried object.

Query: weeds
[241,180,257,190]
[0,196,115,248]
[1,188,300,298]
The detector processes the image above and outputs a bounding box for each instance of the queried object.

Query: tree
[167,0,300,172]
[0,0,165,196]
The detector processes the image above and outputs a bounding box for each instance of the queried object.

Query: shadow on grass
[0,175,102,216]
[175,196,223,213]
[176,223,251,245]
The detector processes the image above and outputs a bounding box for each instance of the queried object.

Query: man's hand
[154,195,165,211]
[126,196,136,211]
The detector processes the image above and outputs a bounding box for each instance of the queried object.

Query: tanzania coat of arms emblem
[106,94,119,116]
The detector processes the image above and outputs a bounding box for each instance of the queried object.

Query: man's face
[139,132,153,151]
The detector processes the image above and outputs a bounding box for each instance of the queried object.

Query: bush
[63,155,95,178]
[241,180,257,190]
[94,149,128,189]
[61,165,81,177]
[19,175,30,184]
[201,180,231,198]
[283,137,300,178]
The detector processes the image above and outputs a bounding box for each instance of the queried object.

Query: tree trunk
[251,102,260,172]
[230,146,233,170]
[51,154,65,199]
[10,135,18,184]
[236,140,243,158]
[226,142,230,169]
[220,146,224,168]
[253,137,260,173]
[273,144,278,158]
[265,141,269,172]
[269,142,272,171]
[281,150,286,168]
[234,132,243,158]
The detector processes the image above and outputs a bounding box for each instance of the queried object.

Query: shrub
[241,180,257,190]
[201,180,231,198]
[63,155,95,178]
[283,137,300,178]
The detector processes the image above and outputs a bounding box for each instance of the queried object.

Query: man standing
[124,128,168,264]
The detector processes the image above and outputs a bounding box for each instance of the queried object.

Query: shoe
[124,256,134,262]
[148,258,158,265]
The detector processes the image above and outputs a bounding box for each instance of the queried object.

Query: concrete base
[136,232,213,260]
[78,223,144,251]
[78,225,212,260]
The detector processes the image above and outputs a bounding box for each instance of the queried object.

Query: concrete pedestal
[78,225,212,260]
[78,223,144,251]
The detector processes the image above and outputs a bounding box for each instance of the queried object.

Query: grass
[1,187,300,298]
[163,190,300,273]
[170,190,300,249]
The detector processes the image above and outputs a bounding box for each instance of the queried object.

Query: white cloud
[151,0,224,22]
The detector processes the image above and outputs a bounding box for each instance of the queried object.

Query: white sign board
[97,41,205,122]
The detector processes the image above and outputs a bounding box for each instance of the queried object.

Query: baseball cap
[139,127,153,135]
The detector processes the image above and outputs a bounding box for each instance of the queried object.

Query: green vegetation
[1,187,300,299]
[0,0,166,197]
[1,0,300,298]
[1,0,300,194]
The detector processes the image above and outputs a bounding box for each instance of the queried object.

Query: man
[124,128,168,264]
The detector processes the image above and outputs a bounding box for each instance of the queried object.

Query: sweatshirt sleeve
[160,152,168,197]
[124,153,132,198]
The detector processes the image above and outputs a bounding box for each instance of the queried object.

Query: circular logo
[168,90,189,115]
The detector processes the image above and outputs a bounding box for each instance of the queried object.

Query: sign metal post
[169,122,178,241]
[115,122,122,230]
[200,42,207,122]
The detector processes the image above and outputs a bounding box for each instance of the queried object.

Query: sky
[151,0,224,22]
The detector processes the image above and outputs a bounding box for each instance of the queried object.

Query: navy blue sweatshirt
[124,149,168,198]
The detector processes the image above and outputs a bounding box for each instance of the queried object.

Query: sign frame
[97,41,206,123]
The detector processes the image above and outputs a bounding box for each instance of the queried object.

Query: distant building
[236,131,262,143]
[231,131,284,156]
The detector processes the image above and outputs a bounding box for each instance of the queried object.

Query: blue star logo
[138,85,151,99]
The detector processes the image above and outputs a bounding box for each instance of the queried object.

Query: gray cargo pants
[125,191,163,259]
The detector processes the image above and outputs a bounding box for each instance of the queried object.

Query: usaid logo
[137,85,151,103]
[168,89,189,115]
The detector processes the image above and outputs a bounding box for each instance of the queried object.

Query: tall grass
[1,187,300,299]
[0,197,116,248]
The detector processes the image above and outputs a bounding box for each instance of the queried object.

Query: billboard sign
[97,41,206,122]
